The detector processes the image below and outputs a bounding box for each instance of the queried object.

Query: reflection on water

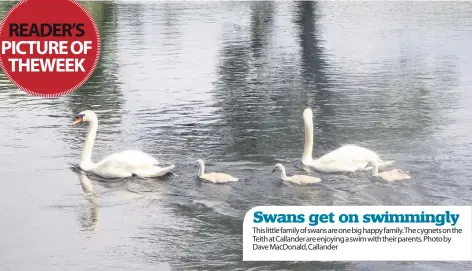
[1,1,472,270]
[77,172,99,232]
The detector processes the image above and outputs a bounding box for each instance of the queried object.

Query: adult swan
[72,110,175,179]
[301,108,394,173]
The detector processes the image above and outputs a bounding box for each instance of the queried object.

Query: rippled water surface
[1,1,472,270]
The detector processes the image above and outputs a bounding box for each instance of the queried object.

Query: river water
[1,1,471,270]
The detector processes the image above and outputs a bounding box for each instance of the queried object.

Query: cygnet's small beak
[271,168,276,173]
[364,162,372,169]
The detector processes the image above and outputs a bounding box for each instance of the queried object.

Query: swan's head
[272,163,284,172]
[303,108,313,121]
[72,110,97,126]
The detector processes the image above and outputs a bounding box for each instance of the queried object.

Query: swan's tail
[134,164,175,178]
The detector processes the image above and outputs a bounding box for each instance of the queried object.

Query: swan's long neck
[80,120,98,170]
[302,115,314,163]
[198,162,205,177]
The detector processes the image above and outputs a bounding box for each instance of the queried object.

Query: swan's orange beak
[72,116,82,126]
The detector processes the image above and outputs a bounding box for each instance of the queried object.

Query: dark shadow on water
[211,1,280,162]
[62,2,125,153]
[211,1,342,166]
[295,1,338,150]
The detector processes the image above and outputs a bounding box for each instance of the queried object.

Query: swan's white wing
[93,158,135,178]
[91,150,160,178]
[133,165,175,178]
[314,144,387,172]
[317,145,380,164]
[309,161,360,173]
[103,150,159,168]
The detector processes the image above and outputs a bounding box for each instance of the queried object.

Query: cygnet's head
[72,110,97,126]
[272,163,284,173]
[196,159,204,167]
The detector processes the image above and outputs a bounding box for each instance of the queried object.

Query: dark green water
[1,1,471,270]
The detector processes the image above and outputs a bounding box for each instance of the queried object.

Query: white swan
[301,108,395,173]
[196,159,238,183]
[365,161,411,182]
[272,163,321,185]
[72,110,175,179]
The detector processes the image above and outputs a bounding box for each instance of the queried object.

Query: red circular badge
[0,0,100,97]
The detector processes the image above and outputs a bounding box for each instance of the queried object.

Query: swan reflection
[77,173,100,232]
